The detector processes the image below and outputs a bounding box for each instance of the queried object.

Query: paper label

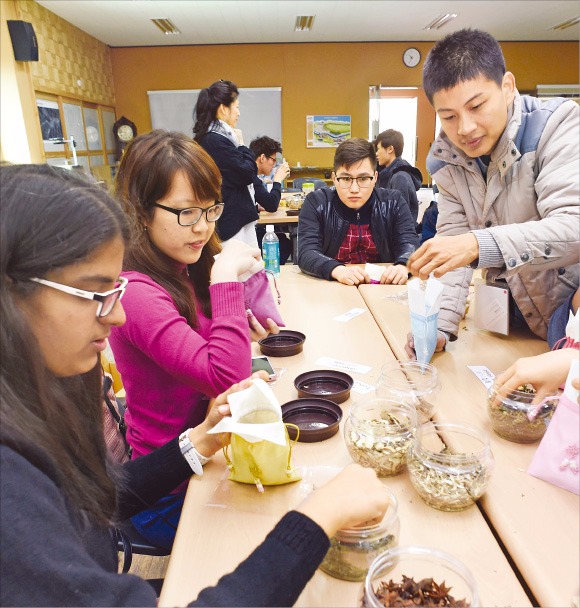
[467,365,496,390]
[333,308,366,322]
[315,356,372,375]
[352,380,376,394]
[474,281,509,335]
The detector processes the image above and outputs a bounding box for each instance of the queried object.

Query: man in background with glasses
[249,135,292,264]
[297,138,419,285]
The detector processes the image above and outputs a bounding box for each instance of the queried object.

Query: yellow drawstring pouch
[208,379,302,492]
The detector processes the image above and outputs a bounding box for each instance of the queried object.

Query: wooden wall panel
[17,0,115,106]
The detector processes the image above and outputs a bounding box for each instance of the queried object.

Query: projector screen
[148,87,282,146]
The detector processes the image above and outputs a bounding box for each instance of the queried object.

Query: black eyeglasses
[335,175,375,189]
[268,156,277,162]
[152,202,225,226]
[29,276,128,318]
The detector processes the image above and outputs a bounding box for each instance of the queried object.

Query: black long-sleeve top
[253,176,282,212]
[199,132,259,241]
[0,442,330,606]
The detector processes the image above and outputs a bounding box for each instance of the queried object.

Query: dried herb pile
[347,410,414,477]
[320,533,396,581]
[366,575,469,607]
[487,383,549,443]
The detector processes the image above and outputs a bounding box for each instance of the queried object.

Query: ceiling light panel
[423,13,458,30]
[548,16,580,30]
[294,15,315,31]
[151,18,181,35]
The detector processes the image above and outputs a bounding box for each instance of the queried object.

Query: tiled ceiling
[35,0,580,47]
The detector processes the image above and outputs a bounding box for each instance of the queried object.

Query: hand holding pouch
[527,360,579,495]
[239,261,285,328]
[208,379,301,491]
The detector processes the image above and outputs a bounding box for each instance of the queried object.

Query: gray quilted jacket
[427,91,579,339]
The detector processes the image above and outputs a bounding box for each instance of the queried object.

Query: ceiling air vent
[151,18,181,35]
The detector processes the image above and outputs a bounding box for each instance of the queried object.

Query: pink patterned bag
[243,269,285,328]
[527,393,579,495]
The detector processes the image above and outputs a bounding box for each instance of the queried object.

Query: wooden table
[159,268,532,608]
[359,283,579,608]
[258,208,299,263]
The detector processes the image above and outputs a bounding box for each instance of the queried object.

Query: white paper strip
[467,365,496,390]
[333,308,366,322]
[316,356,372,375]
[352,380,375,394]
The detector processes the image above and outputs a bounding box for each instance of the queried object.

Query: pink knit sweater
[109,271,251,460]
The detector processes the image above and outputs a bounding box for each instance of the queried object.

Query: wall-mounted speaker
[7,20,39,62]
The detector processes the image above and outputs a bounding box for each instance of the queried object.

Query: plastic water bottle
[262,224,280,277]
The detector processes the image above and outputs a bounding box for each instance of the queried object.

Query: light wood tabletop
[258,208,299,225]
[159,267,533,608]
[358,283,579,608]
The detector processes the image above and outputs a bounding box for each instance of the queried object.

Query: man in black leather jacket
[297,138,419,285]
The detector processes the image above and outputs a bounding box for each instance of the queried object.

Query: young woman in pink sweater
[110,130,279,549]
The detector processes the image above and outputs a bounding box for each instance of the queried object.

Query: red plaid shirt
[336,223,379,264]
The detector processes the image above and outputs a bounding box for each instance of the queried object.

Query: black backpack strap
[102,375,130,457]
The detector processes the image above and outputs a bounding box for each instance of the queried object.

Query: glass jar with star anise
[359,545,479,607]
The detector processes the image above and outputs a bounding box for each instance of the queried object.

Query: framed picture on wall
[306,115,351,148]
[37,98,64,154]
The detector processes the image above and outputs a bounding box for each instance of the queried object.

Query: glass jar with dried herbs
[487,382,555,443]
[376,361,441,424]
[344,398,417,477]
[319,487,400,582]
[407,422,494,511]
[360,545,479,607]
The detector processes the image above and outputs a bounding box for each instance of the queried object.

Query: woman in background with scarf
[193,80,259,246]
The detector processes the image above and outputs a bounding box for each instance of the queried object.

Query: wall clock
[403,48,421,68]
[113,116,137,160]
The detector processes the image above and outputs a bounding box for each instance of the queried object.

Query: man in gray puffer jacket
[406,28,579,354]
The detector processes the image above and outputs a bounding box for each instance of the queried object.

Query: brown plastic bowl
[294,370,354,404]
[259,330,306,357]
[282,398,343,442]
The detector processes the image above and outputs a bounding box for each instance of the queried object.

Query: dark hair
[0,164,130,525]
[249,136,282,160]
[374,129,404,158]
[193,80,239,142]
[115,130,222,325]
[333,138,377,171]
[423,28,506,104]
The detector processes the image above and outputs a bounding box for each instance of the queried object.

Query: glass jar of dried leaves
[376,361,441,424]
[345,398,417,477]
[487,382,555,443]
[407,422,494,511]
[360,545,479,607]
[319,487,400,582]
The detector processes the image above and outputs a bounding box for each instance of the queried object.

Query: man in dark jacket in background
[249,136,292,264]
[375,129,422,224]
[297,138,419,285]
